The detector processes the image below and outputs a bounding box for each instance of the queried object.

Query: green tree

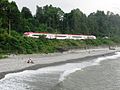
[0,0,9,29]
[63,9,88,34]
[21,7,33,19]
[8,1,20,33]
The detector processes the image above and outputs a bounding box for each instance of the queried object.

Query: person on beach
[27,58,34,64]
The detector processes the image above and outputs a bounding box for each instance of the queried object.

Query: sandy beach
[0,47,119,79]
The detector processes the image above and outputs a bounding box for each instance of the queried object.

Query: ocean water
[0,52,120,90]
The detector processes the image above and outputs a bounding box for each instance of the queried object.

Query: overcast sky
[9,0,120,15]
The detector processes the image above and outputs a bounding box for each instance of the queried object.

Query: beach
[1,47,120,90]
[0,47,119,79]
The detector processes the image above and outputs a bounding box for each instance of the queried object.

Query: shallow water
[0,52,120,90]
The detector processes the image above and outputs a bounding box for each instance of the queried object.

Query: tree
[0,0,9,29]
[63,9,88,34]
[8,1,20,33]
[35,6,44,23]
[21,7,33,19]
[88,11,109,37]
[35,5,64,33]
[0,0,20,34]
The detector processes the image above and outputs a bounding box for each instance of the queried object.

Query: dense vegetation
[1,0,120,55]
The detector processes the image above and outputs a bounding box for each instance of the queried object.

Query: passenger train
[24,32,96,40]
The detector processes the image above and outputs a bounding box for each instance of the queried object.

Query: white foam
[58,61,95,82]
[0,52,120,89]
[59,68,81,82]
[94,52,120,64]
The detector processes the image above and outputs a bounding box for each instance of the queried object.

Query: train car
[24,32,49,38]
[24,32,96,40]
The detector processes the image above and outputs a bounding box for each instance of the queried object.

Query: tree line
[1,0,120,37]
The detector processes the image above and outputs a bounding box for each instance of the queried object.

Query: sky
[9,0,120,15]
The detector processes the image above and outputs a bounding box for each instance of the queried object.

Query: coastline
[0,47,119,80]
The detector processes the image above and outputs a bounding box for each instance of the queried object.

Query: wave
[94,52,120,64]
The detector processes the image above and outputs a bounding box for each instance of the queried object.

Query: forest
[1,0,120,56]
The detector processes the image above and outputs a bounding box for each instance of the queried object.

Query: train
[24,32,96,40]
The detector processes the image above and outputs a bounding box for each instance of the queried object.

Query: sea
[0,52,120,90]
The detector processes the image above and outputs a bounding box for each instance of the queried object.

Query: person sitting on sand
[27,58,34,64]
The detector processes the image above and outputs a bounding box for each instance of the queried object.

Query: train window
[56,36,66,37]
[33,35,43,36]
[72,36,82,38]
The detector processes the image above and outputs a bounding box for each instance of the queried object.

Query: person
[27,59,30,63]
[27,58,34,64]
[30,59,34,63]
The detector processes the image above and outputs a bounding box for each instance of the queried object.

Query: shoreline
[0,48,119,80]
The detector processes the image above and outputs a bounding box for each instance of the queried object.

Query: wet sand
[0,47,119,79]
